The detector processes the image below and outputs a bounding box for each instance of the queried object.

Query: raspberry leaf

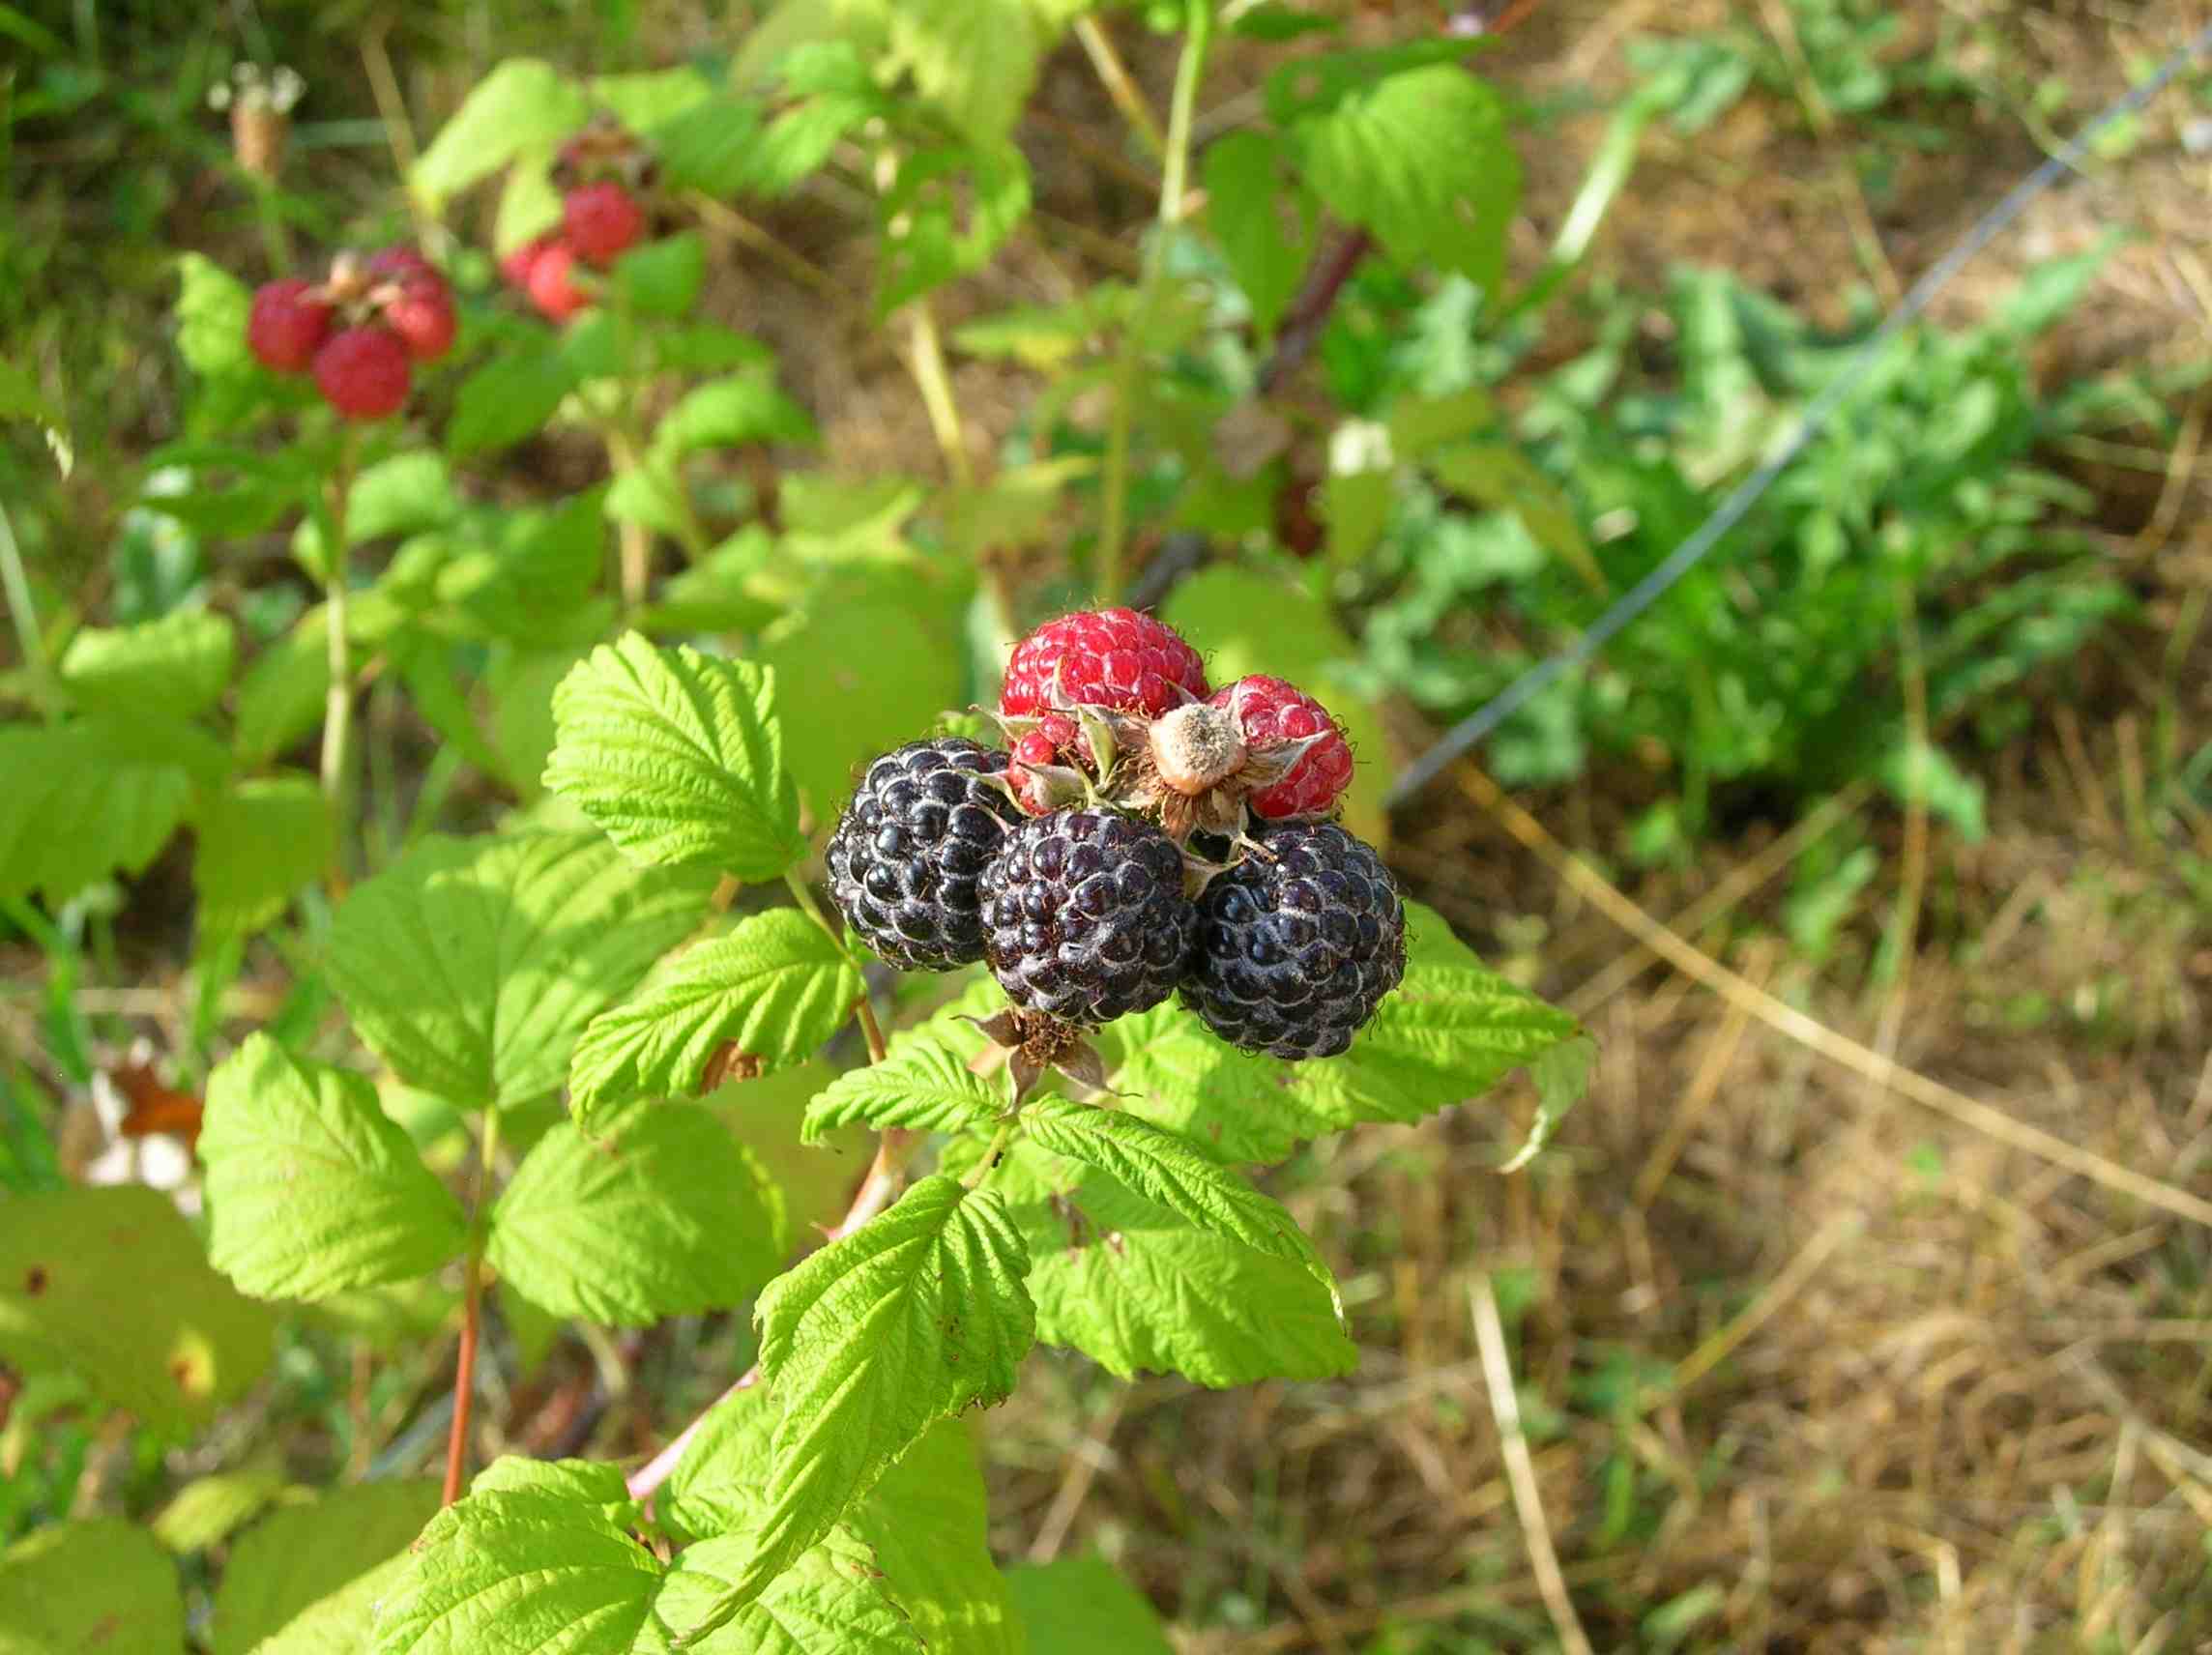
[0,718,202,906]
[682,1176,1033,1634]
[652,369,818,461]
[326,830,714,1112]
[800,1036,1001,1143]
[988,1141,1356,1389]
[193,775,335,937]
[0,1185,274,1431]
[1291,64,1521,292]
[0,1519,185,1655]
[61,607,235,719]
[1286,902,1584,1131]
[542,633,805,882]
[1089,1004,1333,1165]
[1003,1555,1176,1655]
[568,910,863,1126]
[1203,130,1311,341]
[200,1035,467,1300]
[1017,1096,1342,1310]
[211,1479,442,1655]
[486,1099,784,1325]
[409,59,590,214]
[611,231,708,319]
[662,1391,1019,1655]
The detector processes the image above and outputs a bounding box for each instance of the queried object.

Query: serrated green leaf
[613,232,708,319]
[438,492,607,644]
[326,829,715,1110]
[1265,40,1489,125]
[0,1184,274,1431]
[605,464,694,542]
[590,67,717,133]
[651,324,774,375]
[1286,903,1582,1130]
[349,452,461,543]
[61,606,234,718]
[640,1530,925,1654]
[1017,1096,1339,1308]
[649,93,770,196]
[496,146,566,257]
[1204,131,1309,339]
[887,0,1039,144]
[652,371,817,462]
[692,1176,1034,1628]
[994,1141,1355,1388]
[877,141,1030,314]
[412,59,591,213]
[1295,65,1521,292]
[0,1518,185,1654]
[800,1037,1001,1142]
[448,334,580,458]
[200,1035,467,1300]
[570,910,860,1124]
[662,1389,1013,1655]
[1089,1003,1325,1164]
[194,775,335,936]
[1003,1554,1173,1655]
[213,1479,442,1655]
[369,1466,660,1655]
[488,1099,784,1324]
[542,633,804,881]
[389,635,513,784]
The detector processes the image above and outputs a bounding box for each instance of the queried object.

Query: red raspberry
[1006,712,1080,815]
[562,182,646,268]
[381,281,455,362]
[500,237,551,291]
[365,247,438,284]
[1000,608,1208,719]
[311,326,412,421]
[525,241,592,322]
[1210,675,1354,820]
[246,277,332,374]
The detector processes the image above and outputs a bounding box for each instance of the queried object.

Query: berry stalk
[442,1105,502,1505]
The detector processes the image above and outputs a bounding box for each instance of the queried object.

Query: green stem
[318,434,360,822]
[0,497,57,718]
[1096,0,1211,604]
[783,868,888,1062]
[442,1107,502,1506]
[961,1121,1016,1190]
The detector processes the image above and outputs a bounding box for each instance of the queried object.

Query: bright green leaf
[234,607,331,765]
[326,829,715,1110]
[887,0,1039,144]
[877,141,1030,313]
[1004,1554,1172,1655]
[151,1451,287,1552]
[994,1141,1355,1388]
[448,335,579,458]
[175,253,257,383]
[639,1530,925,1654]
[1204,131,1309,339]
[488,1099,784,1325]
[349,452,461,543]
[1089,1003,1327,1164]
[589,67,717,133]
[193,776,335,936]
[690,1176,1034,1628]
[0,1519,184,1654]
[652,371,817,461]
[0,1184,274,1432]
[0,719,211,908]
[800,1036,1001,1142]
[612,232,708,319]
[543,633,805,881]
[200,1035,467,1300]
[1295,66,1521,292]
[213,1479,442,1655]
[61,606,233,719]
[412,59,591,212]
[569,909,861,1125]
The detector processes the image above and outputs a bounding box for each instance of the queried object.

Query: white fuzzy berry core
[1150,703,1246,796]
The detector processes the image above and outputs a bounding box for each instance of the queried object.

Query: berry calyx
[1181,821,1406,1060]
[311,326,411,421]
[562,182,647,268]
[827,739,1023,972]
[525,241,592,322]
[1209,674,1354,820]
[979,808,1197,1025]
[246,277,332,374]
[1000,607,1208,720]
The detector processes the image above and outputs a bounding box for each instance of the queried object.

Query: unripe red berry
[562,182,646,268]
[246,277,332,374]
[525,241,592,322]
[312,326,412,421]
[500,237,551,291]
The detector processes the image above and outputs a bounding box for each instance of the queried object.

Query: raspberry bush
[0,12,1592,1651]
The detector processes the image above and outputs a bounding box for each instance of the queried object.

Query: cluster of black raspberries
[826,608,1407,1076]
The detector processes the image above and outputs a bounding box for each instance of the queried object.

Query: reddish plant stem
[442,1254,484,1505]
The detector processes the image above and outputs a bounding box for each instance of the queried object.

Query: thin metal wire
[1385,22,2212,812]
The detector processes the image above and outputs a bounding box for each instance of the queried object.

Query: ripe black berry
[1182,822,1406,1060]
[980,809,1197,1025]
[828,739,1021,972]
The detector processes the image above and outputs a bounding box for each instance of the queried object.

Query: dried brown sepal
[961,1005,1102,1106]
